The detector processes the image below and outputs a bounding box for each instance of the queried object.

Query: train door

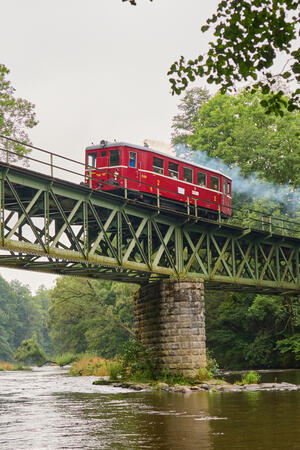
[127,150,139,188]
[222,178,231,215]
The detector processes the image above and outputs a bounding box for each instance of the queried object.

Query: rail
[0,135,299,238]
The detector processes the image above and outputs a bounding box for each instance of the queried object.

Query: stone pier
[133,278,206,377]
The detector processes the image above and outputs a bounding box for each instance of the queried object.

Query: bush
[120,338,158,380]
[56,353,79,367]
[105,360,123,380]
[240,370,261,385]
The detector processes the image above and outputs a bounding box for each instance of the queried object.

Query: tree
[48,277,136,358]
[122,0,299,114]
[187,89,300,187]
[14,333,48,366]
[171,87,210,146]
[0,64,38,162]
[168,0,299,115]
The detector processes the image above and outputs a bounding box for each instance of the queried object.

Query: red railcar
[84,141,232,217]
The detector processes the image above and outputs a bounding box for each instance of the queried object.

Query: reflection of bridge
[0,160,299,294]
[1,139,299,376]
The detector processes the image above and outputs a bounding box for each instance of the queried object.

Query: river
[0,366,299,449]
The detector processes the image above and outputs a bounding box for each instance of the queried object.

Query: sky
[0,0,221,292]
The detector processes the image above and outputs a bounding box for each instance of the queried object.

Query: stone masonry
[133,278,206,377]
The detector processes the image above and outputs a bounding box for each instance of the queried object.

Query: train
[84,141,232,218]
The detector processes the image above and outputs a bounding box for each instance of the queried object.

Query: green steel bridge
[0,137,300,295]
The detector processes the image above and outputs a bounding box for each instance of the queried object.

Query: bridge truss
[0,163,299,294]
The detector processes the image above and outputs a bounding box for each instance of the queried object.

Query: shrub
[105,360,123,380]
[198,367,214,382]
[240,370,261,385]
[56,353,79,367]
[120,338,158,380]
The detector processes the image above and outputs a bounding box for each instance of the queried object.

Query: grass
[69,356,110,376]
[0,361,32,371]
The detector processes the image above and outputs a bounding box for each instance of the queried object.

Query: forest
[0,272,299,370]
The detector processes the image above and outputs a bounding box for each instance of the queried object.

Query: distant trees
[205,292,300,369]
[48,277,136,358]
[0,278,51,362]
[0,64,38,162]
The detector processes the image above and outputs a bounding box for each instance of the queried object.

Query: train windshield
[109,150,120,166]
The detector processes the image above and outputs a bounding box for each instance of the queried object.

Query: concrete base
[134,278,206,377]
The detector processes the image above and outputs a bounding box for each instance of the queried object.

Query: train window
[169,162,179,179]
[87,152,97,168]
[211,176,220,191]
[153,157,164,174]
[227,182,231,195]
[197,172,206,187]
[129,151,137,168]
[223,180,227,194]
[183,167,193,183]
[101,151,106,157]
[109,150,120,166]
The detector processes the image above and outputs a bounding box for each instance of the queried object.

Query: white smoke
[174,144,300,214]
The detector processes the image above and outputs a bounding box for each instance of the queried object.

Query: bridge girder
[0,164,299,294]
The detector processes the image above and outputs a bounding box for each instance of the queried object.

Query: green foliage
[171,87,210,146]
[159,370,194,386]
[0,277,51,362]
[206,352,220,378]
[120,337,158,380]
[106,360,123,380]
[187,90,300,187]
[167,1,299,114]
[240,371,261,385]
[276,335,300,361]
[14,333,48,367]
[0,64,38,161]
[48,277,136,358]
[206,291,300,370]
[55,352,79,367]
[198,367,213,382]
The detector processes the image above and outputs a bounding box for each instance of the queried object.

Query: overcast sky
[0,0,221,291]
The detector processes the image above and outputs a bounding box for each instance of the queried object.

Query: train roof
[85,141,232,180]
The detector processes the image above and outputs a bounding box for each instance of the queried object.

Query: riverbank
[93,378,300,393]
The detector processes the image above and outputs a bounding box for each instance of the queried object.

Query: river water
[0,366,299,449]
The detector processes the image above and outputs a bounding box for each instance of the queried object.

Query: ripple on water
[0,366,299,450]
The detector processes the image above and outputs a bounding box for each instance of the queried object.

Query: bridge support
[134,278,206,377]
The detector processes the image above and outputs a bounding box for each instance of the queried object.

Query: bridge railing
[0,135,299,238]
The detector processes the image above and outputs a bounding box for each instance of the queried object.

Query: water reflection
[0,367,299,449]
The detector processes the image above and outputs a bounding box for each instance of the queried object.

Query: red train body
[84,141,232,217]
